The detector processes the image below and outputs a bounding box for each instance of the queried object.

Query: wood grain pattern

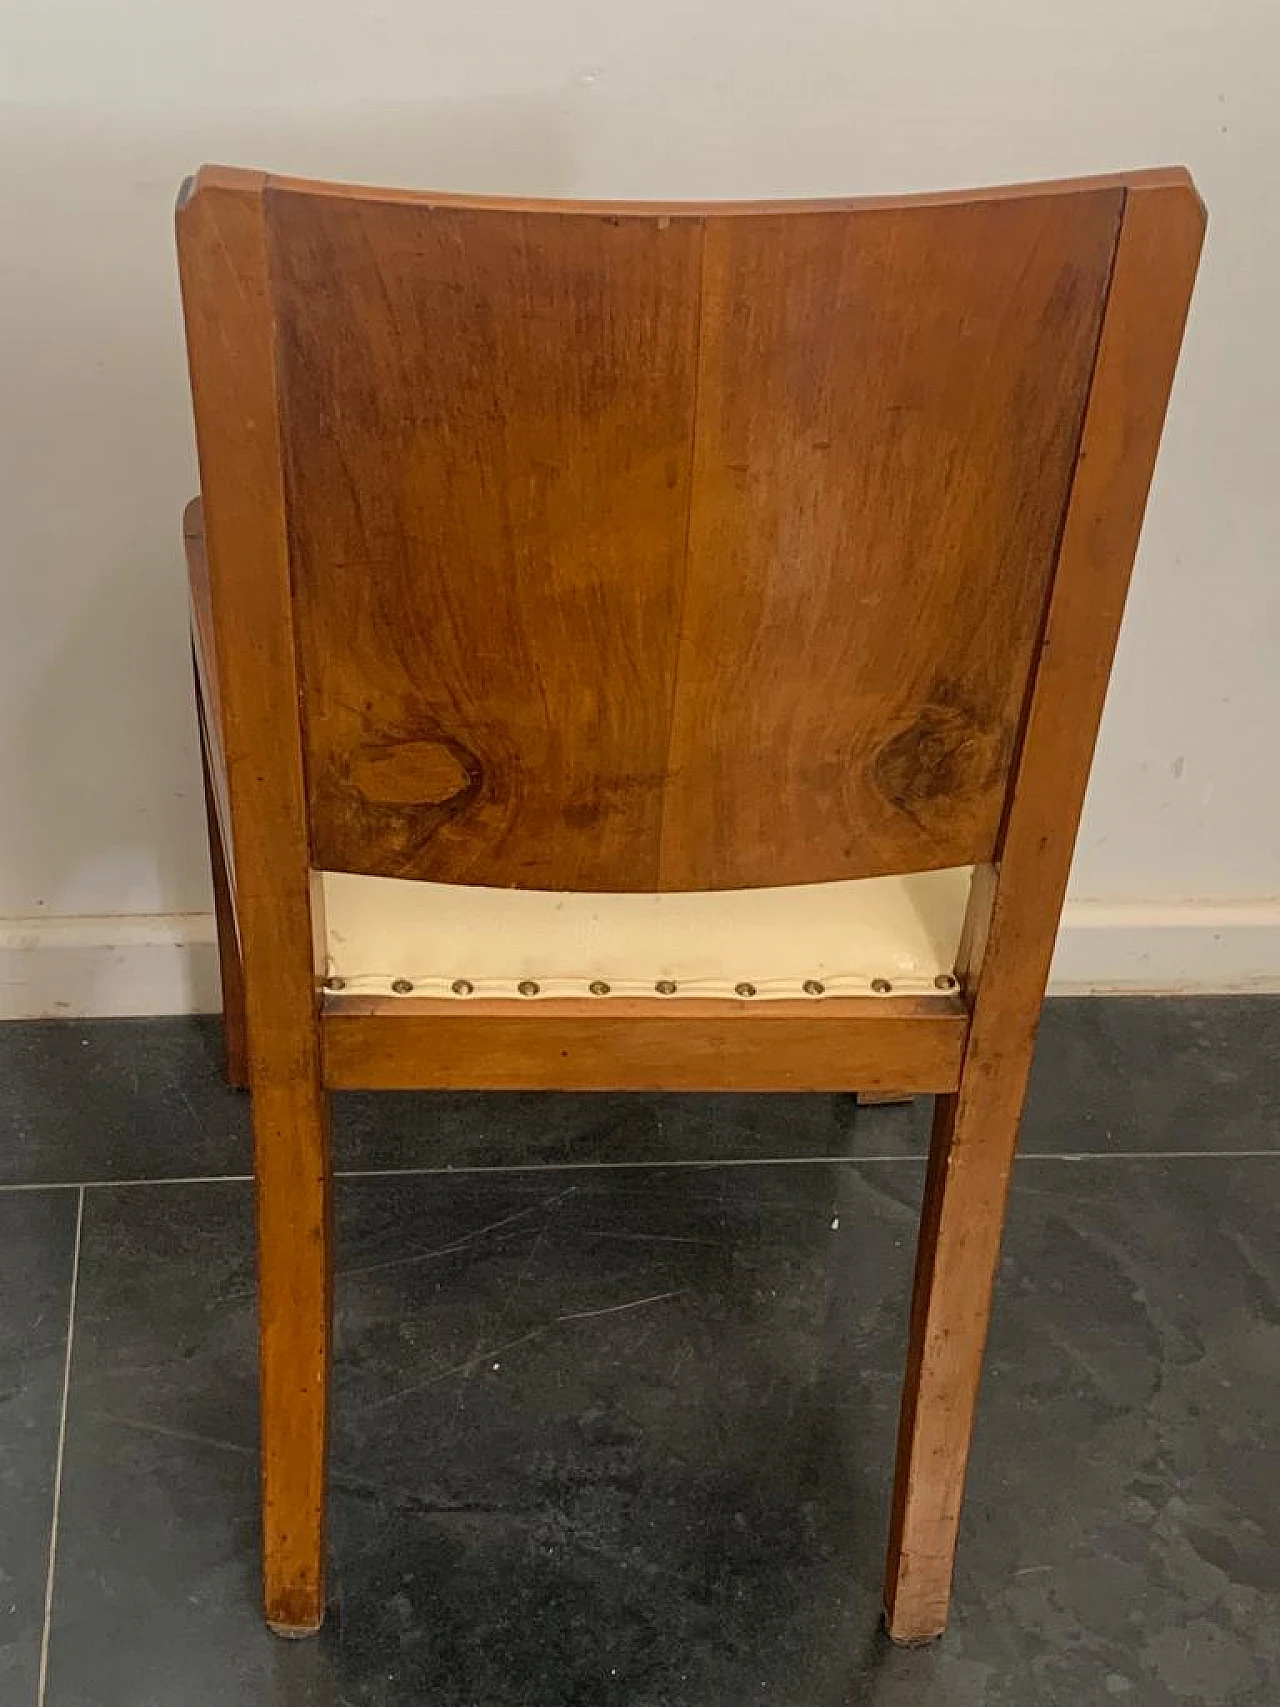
[269,192,703,890]
[661,191,1122,887]
[177,167,334,1636]
[883,172,1205,1645]
[322,994,967,1092]
[264,181,1120,890]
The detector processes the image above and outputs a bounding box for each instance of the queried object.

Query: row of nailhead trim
[324,973,960,998]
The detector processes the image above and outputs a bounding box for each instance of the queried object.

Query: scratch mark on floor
[342,1185,580,1280]
[556,1289,686,1324]
[367,1327,552,1409]
[368,1288,686,1409]
[330,1471,539,1521]
[174,1081,209,1139]
[452,1185,586,1403]
[89,1409,255,1457]
[579,1228,722,1248]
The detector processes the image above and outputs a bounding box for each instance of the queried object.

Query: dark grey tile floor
[0,998,1277,1705]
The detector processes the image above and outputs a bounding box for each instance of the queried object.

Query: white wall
[1,0,1277,1013]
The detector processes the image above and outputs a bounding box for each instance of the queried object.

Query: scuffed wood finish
[269,191,703,891]
[322,994,967,1093]
[266,182,1118,891]
[177,168,333,1636]
[884,172,1206,1645]
[661,191,1121,888]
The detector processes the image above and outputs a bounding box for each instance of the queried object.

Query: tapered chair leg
[252,1073,334,1636]
[883,1073,1027,1644]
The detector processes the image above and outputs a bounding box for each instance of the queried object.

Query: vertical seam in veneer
[656,216,709,889]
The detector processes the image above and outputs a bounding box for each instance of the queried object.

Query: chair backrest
[177,167,1204,894]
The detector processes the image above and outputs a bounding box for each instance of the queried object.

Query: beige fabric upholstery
[321,867,973,1000]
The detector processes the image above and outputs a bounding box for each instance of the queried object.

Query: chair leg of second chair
[252,1076,334,1636]
[882,1076,1027,1644]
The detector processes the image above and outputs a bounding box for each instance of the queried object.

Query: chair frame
[177,164,1203,1643]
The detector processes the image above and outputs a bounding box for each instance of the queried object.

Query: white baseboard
[1,899,1277,1020]
[0,913,220,1020]
[1048,898,1280,995]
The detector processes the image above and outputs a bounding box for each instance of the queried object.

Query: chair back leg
[883,1052,1032,1643]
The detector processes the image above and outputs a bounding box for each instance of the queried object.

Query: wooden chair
[176,164,1203,1644]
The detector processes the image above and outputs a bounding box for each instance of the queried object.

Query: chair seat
[321,866,973,1001]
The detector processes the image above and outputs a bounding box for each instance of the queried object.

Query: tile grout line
[36,1184,84,1707]
[0,1176,254,1194]
[335,1149,1280,1171]
[36,1188,85,1707]
[0,1148,1278,1196]
[1017,1148,1280,1161]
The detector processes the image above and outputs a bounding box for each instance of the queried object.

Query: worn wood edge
[882,174,1206,1645]
[266,1617,325,1640]
[321,1004,967,1092]
[180,161,1195,222]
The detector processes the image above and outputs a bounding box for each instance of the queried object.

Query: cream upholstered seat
[321,866,972,1002]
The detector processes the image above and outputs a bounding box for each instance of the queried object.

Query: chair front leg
[251,1066,333,1636]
